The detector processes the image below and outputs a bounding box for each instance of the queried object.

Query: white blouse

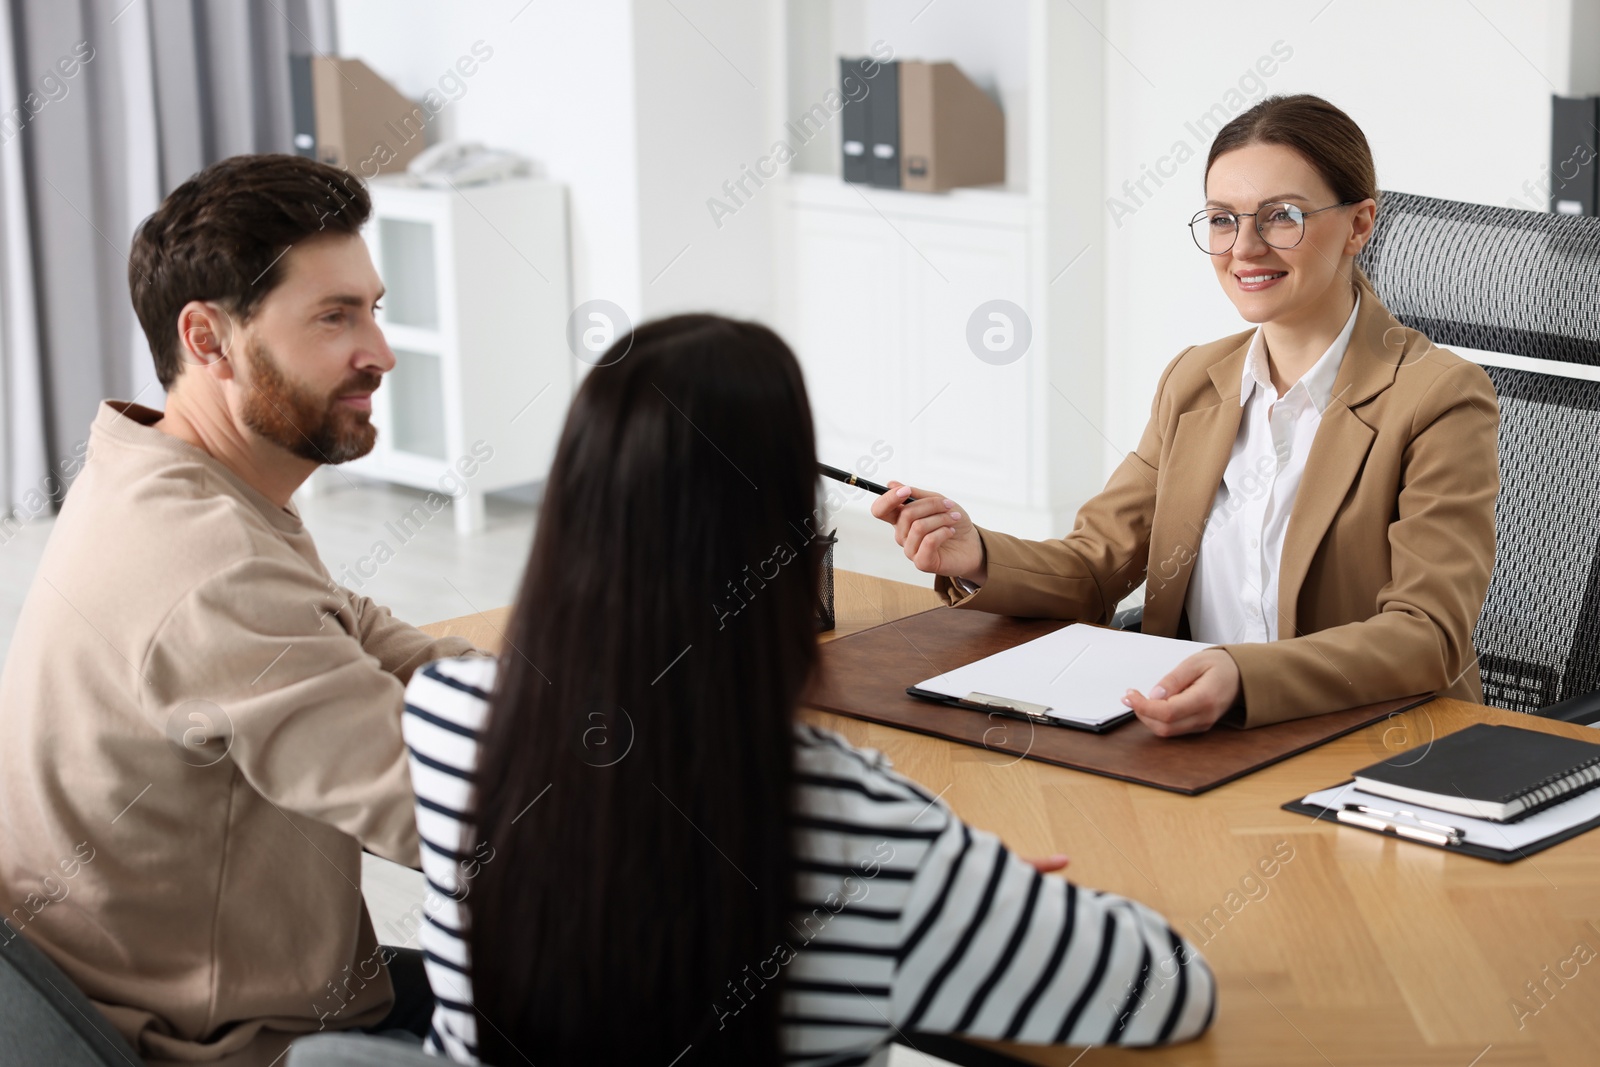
[1185,294,1361,645]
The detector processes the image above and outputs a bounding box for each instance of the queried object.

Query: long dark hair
[469,314,823,1066]
[1205,93,1379,288]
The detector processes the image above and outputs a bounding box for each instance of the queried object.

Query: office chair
[1359,190,1600,723]
[0,928,143,1065]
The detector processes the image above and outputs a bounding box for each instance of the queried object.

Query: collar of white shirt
[1238,292,1362,413]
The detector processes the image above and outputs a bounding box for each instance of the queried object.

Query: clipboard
[809,605,1434,794]
[1283,784,1600,863]
[904,621,1202,733]
[904,686,1135,734]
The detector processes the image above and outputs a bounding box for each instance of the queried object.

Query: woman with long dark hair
[400,314,1214,1065]
[875,93,1499,736]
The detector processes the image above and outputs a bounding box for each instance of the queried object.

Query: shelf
[782,171,1033,227]
[351,177,574,527]
[782,0,1032,196]
[377,217,440,330]
[387,348,448,461]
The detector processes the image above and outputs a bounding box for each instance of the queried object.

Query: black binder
[840,58,899,187]
[867,60,900,188]
[840,58,871,184]
[289,54,317,159]
[1551,95,1599,215]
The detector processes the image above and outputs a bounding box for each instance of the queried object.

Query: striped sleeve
[780,726,1214,1064]
[400,655,500,1064]
[782,726,951,1065]
[888,799,1216,1047]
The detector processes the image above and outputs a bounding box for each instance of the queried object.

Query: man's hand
[869,482,986,583]
[1122,648,1241,737]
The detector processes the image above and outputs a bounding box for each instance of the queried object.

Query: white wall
[334,0,644,315]
[334,0,779,327]
[336,0,1570,509]
[1099,0,1557,476]
[629,0,778,321]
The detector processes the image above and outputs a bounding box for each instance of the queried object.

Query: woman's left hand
[1122,648,1241,736]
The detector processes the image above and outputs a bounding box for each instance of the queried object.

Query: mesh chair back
[1359,191,1600,712]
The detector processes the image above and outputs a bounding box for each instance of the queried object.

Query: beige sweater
[0,401,481,1065]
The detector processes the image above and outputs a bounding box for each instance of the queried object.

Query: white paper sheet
[1302,780,1600,852]
[915,623,1210,727]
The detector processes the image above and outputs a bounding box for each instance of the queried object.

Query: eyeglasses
[1188,200,1358,255]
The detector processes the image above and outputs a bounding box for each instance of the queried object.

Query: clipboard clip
[956,692,1055,724]
[1337,803,1465,847]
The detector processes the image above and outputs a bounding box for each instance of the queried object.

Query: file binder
[839,58,1004,192]
[839,57,899,187]
[898,61,1005,192]
[839,57,872,185]
[867,60,901,188]
[1551,94,1600,216]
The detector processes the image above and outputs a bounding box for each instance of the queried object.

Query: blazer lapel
[1274,292,1406,635]
[1275,406,1375,635]
[1143,340,1249,635]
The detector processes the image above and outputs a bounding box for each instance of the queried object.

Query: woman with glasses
[872,93,1499,736]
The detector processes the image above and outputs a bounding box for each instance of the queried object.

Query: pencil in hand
[818,462,915,502]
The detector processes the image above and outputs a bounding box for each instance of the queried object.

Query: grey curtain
[0,0,335,517]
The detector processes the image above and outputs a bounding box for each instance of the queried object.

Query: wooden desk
[423,570,1600,1066]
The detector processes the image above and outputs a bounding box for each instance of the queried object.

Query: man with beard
[0,154,486,1065]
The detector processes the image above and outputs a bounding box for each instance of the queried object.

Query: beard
[237,338,381,465]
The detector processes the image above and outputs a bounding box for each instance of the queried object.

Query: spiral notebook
[1351,723,1600,822]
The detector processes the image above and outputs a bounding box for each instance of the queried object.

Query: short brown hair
[128,154,371,389]
[1205,94,1378,286]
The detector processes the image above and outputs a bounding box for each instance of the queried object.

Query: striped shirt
[401,657,1215,1064]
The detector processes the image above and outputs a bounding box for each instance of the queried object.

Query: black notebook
[1353,723,1600,822]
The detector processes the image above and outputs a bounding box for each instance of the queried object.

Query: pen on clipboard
[818,463,915,502]
[1337,803,1464,846]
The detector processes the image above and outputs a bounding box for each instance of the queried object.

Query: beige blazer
[938,289,1500,726]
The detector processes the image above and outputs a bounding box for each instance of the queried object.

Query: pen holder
[815,528,838,633]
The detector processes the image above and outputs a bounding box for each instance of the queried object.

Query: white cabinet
[897,215,1033,509]
[778,176,1047,531]
[772,0,1108,556]
[783,204,901,468]
[340,176,572,533]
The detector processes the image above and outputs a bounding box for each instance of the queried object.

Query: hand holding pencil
[818,462,986,583]
[870,484,986,585]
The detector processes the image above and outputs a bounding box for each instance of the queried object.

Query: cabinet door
[784,208,902,475]
[362,194,453,472]
[897,219,1032,509]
